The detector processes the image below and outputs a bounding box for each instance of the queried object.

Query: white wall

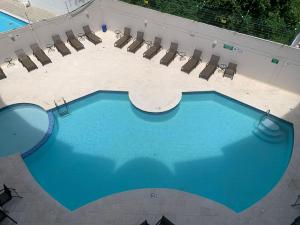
[0,0,299,94]
[0,0,102,61]
[99,0,300,94]
[29,0,91,15]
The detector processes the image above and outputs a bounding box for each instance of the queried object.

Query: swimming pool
[23,92,293,212]
[0,104,51,157]
[0,11,28,33]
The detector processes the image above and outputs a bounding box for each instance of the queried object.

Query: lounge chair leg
[291,195,300,207]
[7,214,18,224]
[12,195,23,198]
[11,189,23,198]
[2,208,9,214]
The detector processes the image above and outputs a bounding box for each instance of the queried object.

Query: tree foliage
[121,0,300,44]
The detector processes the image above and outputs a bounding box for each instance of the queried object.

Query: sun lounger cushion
[52,35,71,56]
[15,49,38,72]
[181,49,202,73]
[66,30,84,51]
[83,25,102,45]
[31,44,52,66]
[160,42,178,66]
[223,62,237,79]
[114,27,132,48]
[143,37,162,59]
[199,55,220,80]
[127,31,144,53]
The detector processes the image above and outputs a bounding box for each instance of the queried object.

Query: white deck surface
[0,30,300,225]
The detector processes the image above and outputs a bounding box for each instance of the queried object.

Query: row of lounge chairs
[52,26,101,56]
[0,25,101,76]
[114,27,237,80]
[141,215,175,225]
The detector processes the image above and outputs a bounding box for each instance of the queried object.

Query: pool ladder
[54,97,69,116]
[258,109,270,125]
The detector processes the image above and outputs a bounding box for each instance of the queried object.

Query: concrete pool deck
[0,30,300,225]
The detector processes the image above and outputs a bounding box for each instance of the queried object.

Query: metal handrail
[54,100,59,111]
[62,97,69,114]
[258,109,270,125]
[291,33,300,47]
[54,98,69,116]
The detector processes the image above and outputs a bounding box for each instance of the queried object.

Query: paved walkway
[0,30,300,225]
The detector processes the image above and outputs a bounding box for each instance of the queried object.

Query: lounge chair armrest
[0,187,16,191]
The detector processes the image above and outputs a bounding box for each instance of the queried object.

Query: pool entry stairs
[253,110,285,143]
[54,98,69,116]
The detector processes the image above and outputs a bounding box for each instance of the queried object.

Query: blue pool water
[0,104,50,157]
[24,92,293,212]
[0,11,28,33]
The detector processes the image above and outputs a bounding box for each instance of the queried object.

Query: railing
[120,0,299,45]
[69,0,95,17]
[258,109,270,125]
[291,33,300,48]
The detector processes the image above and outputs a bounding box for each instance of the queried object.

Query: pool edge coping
[0,9,30,24]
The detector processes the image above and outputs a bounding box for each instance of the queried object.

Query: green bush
[121,0,300,45]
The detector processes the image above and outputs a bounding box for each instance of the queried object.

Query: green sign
[271,58,279,64]
[223,44,234,51]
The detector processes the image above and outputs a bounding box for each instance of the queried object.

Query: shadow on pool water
[130,103,180,123]
[0,93,296,214]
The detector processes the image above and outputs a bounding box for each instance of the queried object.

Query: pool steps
[253,117,285,143]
